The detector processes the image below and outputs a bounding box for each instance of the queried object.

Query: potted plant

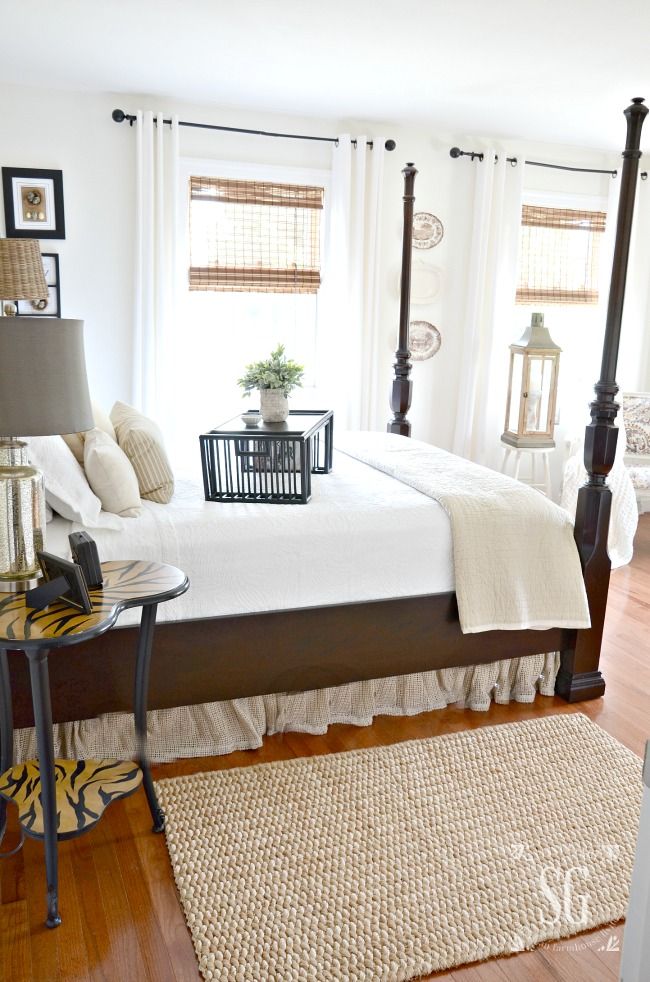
[237,344,304,422]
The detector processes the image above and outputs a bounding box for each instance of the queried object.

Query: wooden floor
[2,520,650,982]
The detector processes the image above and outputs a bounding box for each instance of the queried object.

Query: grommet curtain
[318,135,385,431]
[452,152,524,467]
[133,110,180,426]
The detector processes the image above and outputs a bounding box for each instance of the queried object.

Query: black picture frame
[36,552,92,614]
[2,167,65,239]
[15,252,61,317]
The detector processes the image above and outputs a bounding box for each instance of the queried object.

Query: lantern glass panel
[508,351,524,433]
[525,355,554,434]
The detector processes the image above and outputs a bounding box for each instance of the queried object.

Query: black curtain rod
[112,109,396,151]
[449,146,624,178]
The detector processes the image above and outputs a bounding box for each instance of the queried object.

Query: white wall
[2,80,647,460]
[374,126,475,448]
[0,83,135,408]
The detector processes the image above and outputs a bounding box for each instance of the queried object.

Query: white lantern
[502,313,561,449]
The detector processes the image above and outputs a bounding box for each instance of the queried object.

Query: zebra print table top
[0,560,188,649]
[0,758,143,839]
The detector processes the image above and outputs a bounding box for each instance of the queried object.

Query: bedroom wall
[371,130,627,458]
[2,81,646,467]
[0,84,340,412]
[0,82,469,445]
[0,83,135,409]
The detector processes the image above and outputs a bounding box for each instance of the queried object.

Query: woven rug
[156,714,642,981]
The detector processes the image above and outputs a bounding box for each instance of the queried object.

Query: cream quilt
[337,432,591,634]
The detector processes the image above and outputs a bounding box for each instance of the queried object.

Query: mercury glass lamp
[0,319,93,590]
[501,312,562,450]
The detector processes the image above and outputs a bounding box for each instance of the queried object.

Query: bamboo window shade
[189,177,324,293]
[516,204,607,305]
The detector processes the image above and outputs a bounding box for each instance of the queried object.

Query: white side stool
[500,441,552,497]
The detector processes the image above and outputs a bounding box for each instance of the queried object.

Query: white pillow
[62,400,117,464]
[24,436,122,530]
[92,402,117,443]
[84,429,142,518]
[110,401,174,504]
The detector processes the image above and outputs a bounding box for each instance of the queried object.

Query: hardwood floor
[2,518,649,981]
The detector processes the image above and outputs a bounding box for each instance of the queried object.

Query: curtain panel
[318,135,385,431]
[133,110,179,428]
[452,153,524,468]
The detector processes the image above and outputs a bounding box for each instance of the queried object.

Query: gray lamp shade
[0,318,93,436]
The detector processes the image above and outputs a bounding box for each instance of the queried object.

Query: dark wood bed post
[556,97,648,703]
[388,163,417,436]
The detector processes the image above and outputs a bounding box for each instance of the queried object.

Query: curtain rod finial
[112,109,126,123]
[385,139,396,151]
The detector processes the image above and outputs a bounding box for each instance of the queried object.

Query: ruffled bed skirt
[14,652,560,764]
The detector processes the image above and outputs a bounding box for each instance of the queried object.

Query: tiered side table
[0,560,188,928]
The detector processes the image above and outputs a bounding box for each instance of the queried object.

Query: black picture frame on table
[16,252,60,317]
[1,167,65,239]
[33,552,92,615]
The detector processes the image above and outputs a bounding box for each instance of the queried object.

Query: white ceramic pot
[260,389,289,423]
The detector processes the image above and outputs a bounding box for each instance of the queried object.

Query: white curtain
[133,110,179,430]
[452,152,524,468]
[318,135,385,431]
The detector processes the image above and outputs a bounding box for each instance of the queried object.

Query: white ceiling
[2,0,650,151]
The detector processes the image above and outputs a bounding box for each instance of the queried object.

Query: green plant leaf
[237,344,305,397]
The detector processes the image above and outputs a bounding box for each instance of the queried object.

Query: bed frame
[7,99,648,730]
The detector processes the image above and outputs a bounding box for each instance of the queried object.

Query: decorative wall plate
[410,261,442,303]
[413,212,444,249]
[409,321,442,361]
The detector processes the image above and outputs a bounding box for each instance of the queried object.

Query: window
[170,161,329,471]
[510,192,611,444]
[516,204,606,305]
[188,176,324,294]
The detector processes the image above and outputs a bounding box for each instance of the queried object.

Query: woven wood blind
[189,177,324,294]
[516,204,607,305]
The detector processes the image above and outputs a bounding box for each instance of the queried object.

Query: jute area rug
[155,714,642,981]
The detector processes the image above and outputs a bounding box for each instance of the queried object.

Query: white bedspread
[45,449,454,627]
[337,432,591,634]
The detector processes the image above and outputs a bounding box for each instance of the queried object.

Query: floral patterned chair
[623,392,650,514]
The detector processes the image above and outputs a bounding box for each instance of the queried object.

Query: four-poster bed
[5,98,647,735]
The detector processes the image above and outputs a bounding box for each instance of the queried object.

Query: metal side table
[0,560,188,928]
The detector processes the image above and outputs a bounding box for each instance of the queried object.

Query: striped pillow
[110,402,174,504]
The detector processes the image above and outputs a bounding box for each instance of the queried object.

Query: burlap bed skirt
[14,652,560,764]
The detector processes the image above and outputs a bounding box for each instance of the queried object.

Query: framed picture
[16,252,60,317]
[36,552,92,614]
[2,167,65,239]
